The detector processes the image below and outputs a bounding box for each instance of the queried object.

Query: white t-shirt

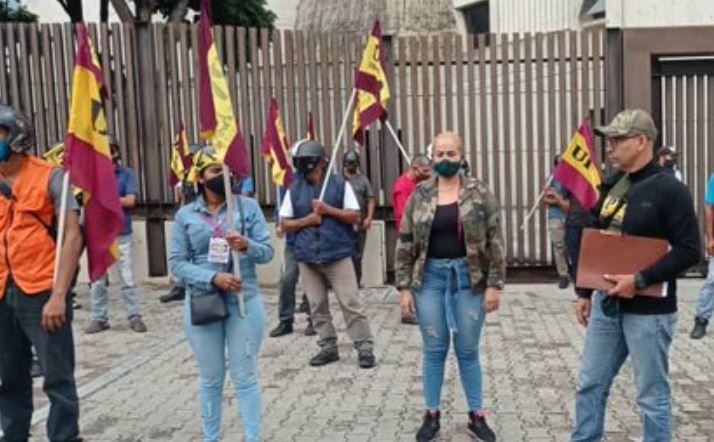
[280,182,360,218]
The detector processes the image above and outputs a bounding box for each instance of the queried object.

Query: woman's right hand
[400,289,415,317]
[212,273,243,292]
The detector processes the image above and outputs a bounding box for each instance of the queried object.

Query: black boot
[160,286,186,303]
[269,321,293,338]
[467,412,496,442]
[416,410,440,442]
[690,317,708,339]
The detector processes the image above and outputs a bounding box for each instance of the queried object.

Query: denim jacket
[169,195,274,300]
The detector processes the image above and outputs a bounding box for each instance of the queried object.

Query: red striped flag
[261,98,294,188]
[64,23,124,282]
[553,118,602,210]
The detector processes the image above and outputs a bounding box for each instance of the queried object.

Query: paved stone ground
[20,279,714,441]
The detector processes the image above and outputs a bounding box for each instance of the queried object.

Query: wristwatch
[634,272,648,290]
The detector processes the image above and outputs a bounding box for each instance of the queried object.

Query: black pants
[0,282,80,441]
[352,230,367,287]
[277,246,310,323]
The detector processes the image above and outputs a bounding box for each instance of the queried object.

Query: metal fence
[0,23,605,268]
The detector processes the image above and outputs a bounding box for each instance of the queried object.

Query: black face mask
[296,158,320,176]
[205,174,226,197]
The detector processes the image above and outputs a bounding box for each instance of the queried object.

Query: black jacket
[575,162,701,314]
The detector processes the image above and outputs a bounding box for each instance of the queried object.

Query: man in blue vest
[280,140,376,368]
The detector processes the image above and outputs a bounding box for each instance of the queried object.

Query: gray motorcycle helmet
[0,104,35,153]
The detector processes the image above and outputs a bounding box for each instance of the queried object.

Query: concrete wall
[608,0,714,28]
[76,220,388,287]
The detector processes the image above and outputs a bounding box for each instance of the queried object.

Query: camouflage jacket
[394,176,506,292]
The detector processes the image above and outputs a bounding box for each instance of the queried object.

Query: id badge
[208,237,230,264]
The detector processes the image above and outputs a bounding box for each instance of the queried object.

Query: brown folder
[576,228,670,297]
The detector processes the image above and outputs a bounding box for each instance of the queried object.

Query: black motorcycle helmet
[343,148,360,166]
[0,104,34,153]
[292,139,326,176]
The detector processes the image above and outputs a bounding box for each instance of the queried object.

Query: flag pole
[222,165,245,317]
[319,88,357,201]
[520,174,554,231]
[52,172,71,286]
[383,120,411,164]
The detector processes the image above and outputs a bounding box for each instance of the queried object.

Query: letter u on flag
[261,98,294,188]
[64,23,124,282]
[352,20,390,145]
[198,0,250,178]
[169,120,193,187]
[553,118,602,210]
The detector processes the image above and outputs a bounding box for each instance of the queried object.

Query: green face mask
[433,160,461,177]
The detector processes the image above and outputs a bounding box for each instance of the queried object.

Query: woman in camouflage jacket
[395,132,506,442]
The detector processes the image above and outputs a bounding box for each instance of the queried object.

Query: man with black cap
[0,104,84,441]
[656,146,683,182]
[571,109,701,441]
[85,134,147,334]
[280,140,376,368]
[342,147,375,287]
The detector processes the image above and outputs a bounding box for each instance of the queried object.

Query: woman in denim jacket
[170,147,274,442]
[395,132,506,442]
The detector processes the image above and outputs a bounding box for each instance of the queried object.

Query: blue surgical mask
[0,140,10,163]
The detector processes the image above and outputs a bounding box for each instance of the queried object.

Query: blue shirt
[115,166,138,235]
[169,195,274,300]
[547,180,568,221]
[706,174,714,205]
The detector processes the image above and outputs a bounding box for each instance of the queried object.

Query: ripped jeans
[415,258,486,412]
[184,292,266,442]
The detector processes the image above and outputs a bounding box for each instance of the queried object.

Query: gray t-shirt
[346,174,374,216]
[49,168,80,215]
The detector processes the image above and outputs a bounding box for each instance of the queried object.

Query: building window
[461,1,490,36]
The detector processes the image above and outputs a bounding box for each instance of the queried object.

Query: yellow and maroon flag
[198,0,250,178]
[169,120,193,187]
[307,112,316,141]
[553,118,602,210]
[261,98,294,188]
[352,21,390,145]
[64,23,124,282]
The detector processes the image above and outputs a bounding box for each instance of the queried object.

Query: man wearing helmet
[342,148,375,287]
[0,104,84,441]
[279,140,376,368]
[85,134,147,334]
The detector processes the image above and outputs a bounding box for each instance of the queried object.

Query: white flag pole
[383,120,411,164]
[318,89,357,201]
[222,166,245,317]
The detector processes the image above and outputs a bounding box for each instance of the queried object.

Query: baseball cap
[594,109,658,140]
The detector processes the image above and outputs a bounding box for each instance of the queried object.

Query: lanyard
[199,213,227,238]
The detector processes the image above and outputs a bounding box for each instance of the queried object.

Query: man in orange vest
[0,105,84,441]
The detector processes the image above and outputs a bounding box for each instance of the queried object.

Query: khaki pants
[548,218,569,278]
[299,257,373,352]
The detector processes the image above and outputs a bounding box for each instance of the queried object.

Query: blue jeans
[694,258,714,320]
[90,234,141,322]
[184,293,266,442]
[572,292,677,442]
[414,258,486,411]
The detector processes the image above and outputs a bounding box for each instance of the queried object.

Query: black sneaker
[304,319,317,336]
[269,321,293,338]
[160,286,186,303]
[467,412,496,442]
[309,348,339,366]
[401,315,418,325]
[358,349,376,369]
[416,410,440,442]
[690,317,708,340]
[558,276,570,289]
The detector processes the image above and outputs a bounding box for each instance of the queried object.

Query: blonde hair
[432,131,464,154]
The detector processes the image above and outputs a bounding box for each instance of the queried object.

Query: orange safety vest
[0,156,56,298]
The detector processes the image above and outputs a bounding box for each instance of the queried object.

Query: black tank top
[426,202,466,259]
